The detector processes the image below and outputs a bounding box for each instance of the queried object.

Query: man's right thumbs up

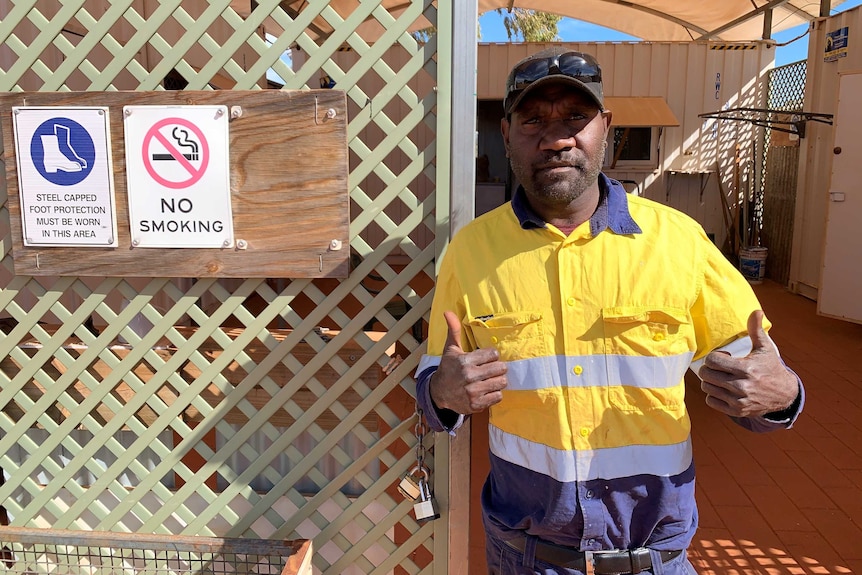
[443,310,465,355]
[430,311,508,415]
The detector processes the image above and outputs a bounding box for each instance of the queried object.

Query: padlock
[398,465,428,501]
[413,478,440,522]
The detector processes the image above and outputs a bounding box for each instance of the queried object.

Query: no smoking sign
[124,105,234,248]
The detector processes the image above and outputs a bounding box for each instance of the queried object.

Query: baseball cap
[503,47,604,115]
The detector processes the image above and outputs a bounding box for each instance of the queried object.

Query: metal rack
[698,107,833,138]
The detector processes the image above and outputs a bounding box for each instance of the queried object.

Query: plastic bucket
[739,246,768,284]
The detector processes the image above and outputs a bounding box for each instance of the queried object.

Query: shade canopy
[604,97,679,127]
[479,0,849,42]
[232,1,851,43]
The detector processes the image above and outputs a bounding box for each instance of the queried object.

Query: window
[600,97,678,170]
[605,127,659,169]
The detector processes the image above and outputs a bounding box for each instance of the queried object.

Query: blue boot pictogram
[41,124,88,173]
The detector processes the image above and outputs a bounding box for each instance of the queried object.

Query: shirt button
[653,333,665,341]
[579,427,590,437]
[572,365,583,376]
[566,297,576,306]
[585,490,594,499]
[491,336,498,344]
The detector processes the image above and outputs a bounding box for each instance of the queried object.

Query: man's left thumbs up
[746,310,772,356]
[698,310,799,418]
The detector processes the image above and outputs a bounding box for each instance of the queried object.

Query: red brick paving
[688,280,862,575]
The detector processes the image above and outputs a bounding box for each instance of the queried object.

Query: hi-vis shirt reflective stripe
[488,424,693,483]
[416,178,766,487]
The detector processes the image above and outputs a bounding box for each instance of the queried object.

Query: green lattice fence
[0,1,452,574]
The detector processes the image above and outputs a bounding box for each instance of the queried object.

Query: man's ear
[501,116,511,157]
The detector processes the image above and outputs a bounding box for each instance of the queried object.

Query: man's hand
[698,310,799,418]
[429,310,508,414]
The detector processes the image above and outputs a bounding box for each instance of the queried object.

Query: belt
[503,537,683,575]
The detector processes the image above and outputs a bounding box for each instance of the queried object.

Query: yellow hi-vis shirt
[415,176,776,550]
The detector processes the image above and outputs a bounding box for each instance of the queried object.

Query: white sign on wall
[12,106,118,247]
[123,105,234,248]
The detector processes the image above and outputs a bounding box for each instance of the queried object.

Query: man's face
[502,83,611,207]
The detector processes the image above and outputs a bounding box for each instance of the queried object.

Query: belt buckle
[584,549,619,575]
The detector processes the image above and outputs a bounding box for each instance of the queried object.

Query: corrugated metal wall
[475,41,773,252]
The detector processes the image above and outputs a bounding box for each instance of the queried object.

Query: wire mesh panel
[0,1,449,574]
[761,60,807,285]
[766,60,807,111]
[0,526,311,575]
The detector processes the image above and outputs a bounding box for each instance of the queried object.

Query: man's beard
[510,150,604,205]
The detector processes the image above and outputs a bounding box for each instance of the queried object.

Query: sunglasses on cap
[509,52,602,92]
[504,51,604,114]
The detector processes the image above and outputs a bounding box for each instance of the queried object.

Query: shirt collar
[511,173,642,235]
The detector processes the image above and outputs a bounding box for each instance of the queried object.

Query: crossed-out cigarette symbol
[151,127,199,161]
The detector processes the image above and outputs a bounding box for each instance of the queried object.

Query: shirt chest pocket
[601,306,692,412]
[467,311,547,361]
[601,306,692,356]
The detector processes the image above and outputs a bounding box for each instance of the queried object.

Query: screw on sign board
[123,105,234,248]
[11,107,118,247]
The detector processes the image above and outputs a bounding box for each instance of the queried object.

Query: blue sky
[479,1,862,67]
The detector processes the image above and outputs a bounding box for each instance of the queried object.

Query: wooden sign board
[0,90,348,278]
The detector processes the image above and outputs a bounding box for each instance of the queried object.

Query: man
[414,47,804,575]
